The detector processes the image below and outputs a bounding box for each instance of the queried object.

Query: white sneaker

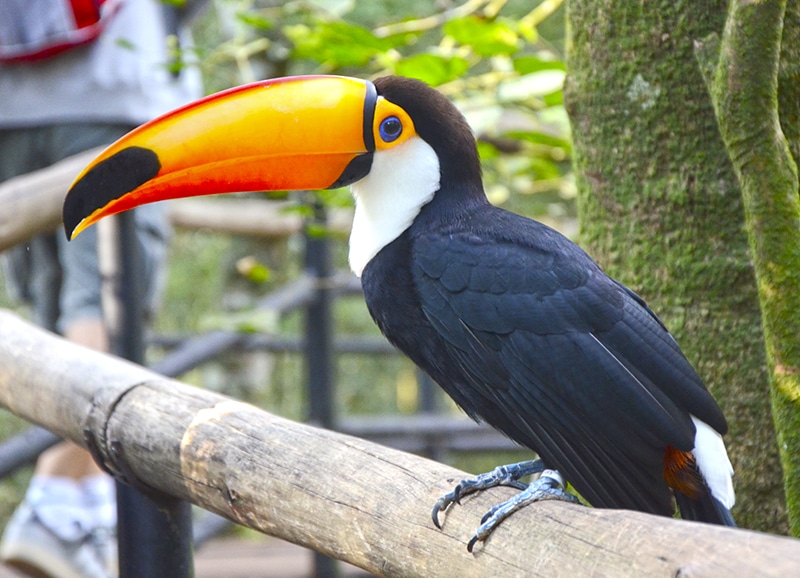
[0,501,116,578]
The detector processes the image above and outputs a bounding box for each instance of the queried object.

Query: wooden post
[0,310,799,577]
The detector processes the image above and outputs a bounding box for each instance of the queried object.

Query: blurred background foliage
[192,0,574,223]
[0,0,574,523]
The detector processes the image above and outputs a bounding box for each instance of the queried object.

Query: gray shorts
[0,124,169,333]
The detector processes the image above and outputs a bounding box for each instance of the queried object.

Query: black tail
[675,491,736,526]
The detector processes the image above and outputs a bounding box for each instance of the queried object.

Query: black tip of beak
[328,153,373,189]
[63,146,162,239]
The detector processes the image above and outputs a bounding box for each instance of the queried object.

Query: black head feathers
[374,76,482,189]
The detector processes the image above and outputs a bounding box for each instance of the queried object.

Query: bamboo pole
[0,309,798,577]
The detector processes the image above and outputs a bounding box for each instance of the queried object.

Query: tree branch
[778,0,800,168]
[0,309,799,576]
[699,0,800,536]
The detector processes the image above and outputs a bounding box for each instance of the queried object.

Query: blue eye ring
[379,116,403,143]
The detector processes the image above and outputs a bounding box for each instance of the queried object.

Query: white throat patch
[348,136,440,277]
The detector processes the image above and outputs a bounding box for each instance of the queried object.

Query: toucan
[63,75,736,549]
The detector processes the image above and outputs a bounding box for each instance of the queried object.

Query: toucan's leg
[432,459,545,529]
[466,469,579,552]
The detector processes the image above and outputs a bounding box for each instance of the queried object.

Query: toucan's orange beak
[63,76,378,239]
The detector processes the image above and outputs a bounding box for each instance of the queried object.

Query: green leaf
[477,140,501,161]
[198,309,279,334]
[525,156,563,180]
[316,187,354,208]
[512,55,566,75]
[280,203,314,218]
[237,12,274,31]
[305,222,330,238]
[444,16,520,56]
[285,21,393,67]
[115,38,136,51]
[395,54,470,86]
[236,256,271,284]
[543,90,563,107]
[505,130,572,153]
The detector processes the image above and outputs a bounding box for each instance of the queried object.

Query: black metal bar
[0,427,60,478]
[243,334,396,355]
[111,212,194,578]
[253,269,361,313]
[112,211,144,362]
[116,490,193,576]
[150,330,246,377]
[151,332,397,356]
[304,202,335,430]
[303,200,340,578]
[417,371,440,414]
[255,273,317,312]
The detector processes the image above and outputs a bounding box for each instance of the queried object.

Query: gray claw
[431,459,545,532]
[465,469,580,552]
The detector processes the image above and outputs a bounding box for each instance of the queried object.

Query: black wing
[409,210,726,515]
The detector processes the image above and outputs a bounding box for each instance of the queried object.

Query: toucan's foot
[431,459,545,529]
[467,469,579,552]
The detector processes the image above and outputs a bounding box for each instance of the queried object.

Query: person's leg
[30,123,124,513]
[0,124,141,578]
[35,442,105,481]
[0,241,114,576]
[35,123,144,480]
[35,318,108,479]
[21,232,119,576]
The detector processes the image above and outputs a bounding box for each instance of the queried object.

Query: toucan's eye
[379,116,402,143]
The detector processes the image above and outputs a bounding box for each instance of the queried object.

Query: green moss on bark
[777,0,800,536]
[706,0,800,536]
[779,2,800,171]
[565,0,789,532]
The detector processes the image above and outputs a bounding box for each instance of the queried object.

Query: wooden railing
[1,310,799,577]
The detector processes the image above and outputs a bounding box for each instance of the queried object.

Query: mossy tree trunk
[564,1,790,533]
[697,0,800,536]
